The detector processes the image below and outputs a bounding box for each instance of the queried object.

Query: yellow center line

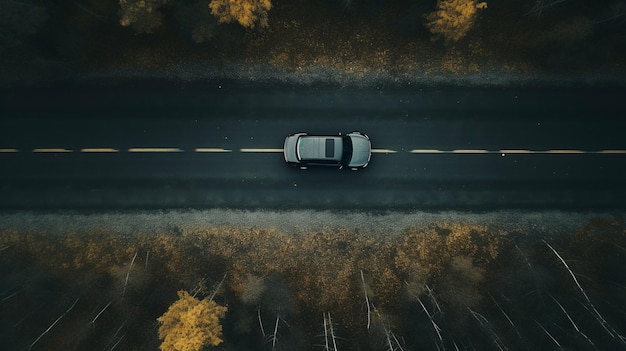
[14,147,625,156]
[128,148,183,153]
[81,148,119,153]
[195,148,232,153]
[543,149,585,154]
[595,150,626,154]
[451,149,490,154]
[33,148,73,153]
[407,149,626,154]
[409,149,445,154]
[240,148,284,153]
[499,149,533,154]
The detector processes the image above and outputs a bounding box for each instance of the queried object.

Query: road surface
[1,81,625,209]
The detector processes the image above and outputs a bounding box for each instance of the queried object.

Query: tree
[118,0,169,34]
[208,0,272,28]
[174,1,217,43]
[157,290,228,351]
[0,0,49,48]
[425,0,487,43]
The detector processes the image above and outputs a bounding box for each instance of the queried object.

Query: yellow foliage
[439,255,485,309]
[425,0,487,42]
[1,221,504,339]
[157,290,228,351]
[209,0,272,28]
[394,222,503,280]
[118,0,168,33]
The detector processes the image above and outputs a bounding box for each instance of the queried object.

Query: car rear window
[325,138,334,158]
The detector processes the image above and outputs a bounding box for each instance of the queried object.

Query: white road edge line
[0,148,19,153]
[371,149,397,153]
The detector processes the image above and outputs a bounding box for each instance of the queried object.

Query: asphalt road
[1,81,625,210]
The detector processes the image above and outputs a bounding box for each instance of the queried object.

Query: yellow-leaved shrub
[209,0,272,28]
[425,0,487,42]
[157,290,227,351]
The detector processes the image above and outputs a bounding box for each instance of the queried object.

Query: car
[283,132,371,170]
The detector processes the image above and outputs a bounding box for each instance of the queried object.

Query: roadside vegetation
[1,218,624,350]
[1,0,625,83]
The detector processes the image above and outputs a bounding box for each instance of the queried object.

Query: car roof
[298,136,343,161]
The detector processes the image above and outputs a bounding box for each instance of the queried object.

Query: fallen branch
[144,250,150,272]
[266,312,280,351]
[104,320,127,351]
[425,284,442,315]
[122,251,138,298]
[360,270,371,330]
[28,298,80,350]
[109,332,126,351]
[536,320,561,348]
[544,240,624,343]
[468,308,507,351]
[515,245,532,269]
[404,281,443,344]
[90,300,112,325]
[417,296,443,343]
[209,273,227,302]
[323,313,329,351]
[191,277,207,298]
[326,312,339,351]
[489,294,520,338]
[258,307,266,338]
[550,294,594,347]
[372,304,405,351]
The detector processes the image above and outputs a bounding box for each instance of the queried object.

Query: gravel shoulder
[2,209,624,237]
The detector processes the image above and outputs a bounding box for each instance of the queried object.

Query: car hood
[283,135,300,162]
[348,134,371,167]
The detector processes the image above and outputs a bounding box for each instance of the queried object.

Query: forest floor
[1,209,625,350]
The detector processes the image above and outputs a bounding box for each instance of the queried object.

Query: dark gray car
[283,132,371,170]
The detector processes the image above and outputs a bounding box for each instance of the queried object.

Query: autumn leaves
[157,291,227,351]
[209,0,272,29]
[117,0,488,43]
[426,0,489,43]
[118,0,272,34]
[2,218,625,349]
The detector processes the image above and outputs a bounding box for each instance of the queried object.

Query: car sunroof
[325,138,334,158]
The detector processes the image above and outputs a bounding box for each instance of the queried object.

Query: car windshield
[340,136,353,166]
